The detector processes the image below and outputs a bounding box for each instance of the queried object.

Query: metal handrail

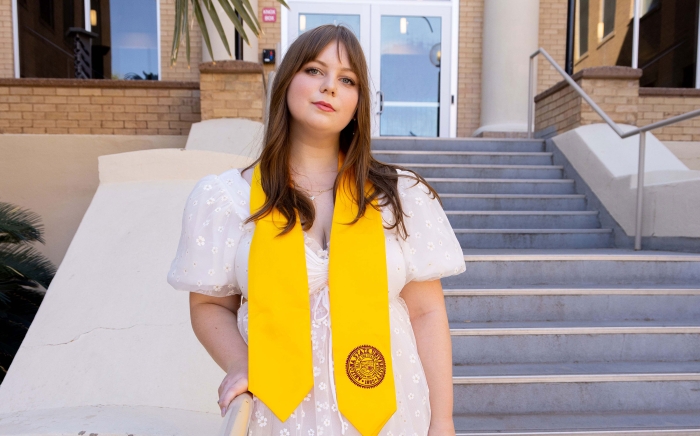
[527,47,700,251]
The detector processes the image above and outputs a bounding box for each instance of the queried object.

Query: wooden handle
[216,392,254,436]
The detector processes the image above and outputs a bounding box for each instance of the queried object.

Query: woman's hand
[218,359,250,417]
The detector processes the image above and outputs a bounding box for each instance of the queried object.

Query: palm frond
[0,202,53,385]
[192,0,215,64]
[0,203,45,245]
[217,0,251,46]
[0,244,56,290]
[204,0,234,59]
[228,0,260,41]
[170,0,290,66]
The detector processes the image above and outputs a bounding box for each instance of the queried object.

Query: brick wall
[639,89,700,141]
[199,61,264,122]
[537,0,568,94]
[534,66,641,137]
[456,0,483,137]
[534,84,582,136]
[574,0,635,72]
[0,0,13,79]
[0,79,200,135]
[258,0,281,79]
[160,0,203,82]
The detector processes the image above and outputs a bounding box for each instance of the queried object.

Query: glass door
[370,4,452,137]
[287,2,371,58]
[286,2,452,137]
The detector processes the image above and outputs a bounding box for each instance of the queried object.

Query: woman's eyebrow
[310,59,355,74]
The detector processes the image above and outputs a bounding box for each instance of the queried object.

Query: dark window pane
[19,0,84,77]
[39,0,54,28]
[641,0,660,17]
[603,0,616,37]
[579,0,589,55]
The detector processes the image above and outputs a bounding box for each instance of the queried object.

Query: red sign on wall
[262,7,277,23]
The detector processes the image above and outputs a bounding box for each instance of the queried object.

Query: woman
[167,24,465,436]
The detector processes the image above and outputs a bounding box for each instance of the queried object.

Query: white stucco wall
[0,149,255,435]
[664,141,700,171]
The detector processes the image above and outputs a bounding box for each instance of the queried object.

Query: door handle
[376,90,384,115]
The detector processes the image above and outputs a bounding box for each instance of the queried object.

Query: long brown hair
[242,24,441,240]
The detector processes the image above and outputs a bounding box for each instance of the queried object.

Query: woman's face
[286,41,359,138]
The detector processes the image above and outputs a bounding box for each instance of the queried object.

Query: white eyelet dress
[167,168,467,436]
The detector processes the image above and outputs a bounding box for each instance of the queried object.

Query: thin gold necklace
[293,182,334,201]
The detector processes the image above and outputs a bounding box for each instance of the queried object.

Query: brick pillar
[534,66,642,138]
[199,60,265,122]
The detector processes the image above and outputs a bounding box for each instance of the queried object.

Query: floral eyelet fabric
[167,168,466,436]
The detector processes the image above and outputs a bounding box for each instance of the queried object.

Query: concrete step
[454,362,700,414]
[444,288,700,323]
[427,178,576,194]
[454,228,613,249]
[439,194,588,211]
[449,320,700,365]
[373,150,553,165]
[371,137,546,152]
[453,411,700,435]
[446,211,601,229]
[442,249,700,288]
[403,163,564,179]
[452,361,700,379]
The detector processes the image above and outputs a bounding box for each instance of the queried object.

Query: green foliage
[170,0,290,67]
[0,202,56,384]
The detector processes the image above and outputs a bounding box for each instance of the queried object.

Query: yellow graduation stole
[247,151,397,435]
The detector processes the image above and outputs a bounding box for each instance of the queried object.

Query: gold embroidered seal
[345,344,386,389]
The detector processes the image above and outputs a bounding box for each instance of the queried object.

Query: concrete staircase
[373,137,613,249]
[372,138,700,435]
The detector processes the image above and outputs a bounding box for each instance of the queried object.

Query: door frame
[281,0,459,138]
[369,3,451,137]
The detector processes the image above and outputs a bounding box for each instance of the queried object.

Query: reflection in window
[91,0,159,80]
[39,0,54,27]
[640,0,659,17]
[380,16,441,137]
[299,14,360,39]
[616,0,698,88]
[600,0,616,39]
[577,0,589,57]
[18,0,85,77]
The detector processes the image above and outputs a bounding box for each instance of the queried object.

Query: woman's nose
[321,77,337,96]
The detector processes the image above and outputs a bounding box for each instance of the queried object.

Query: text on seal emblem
[345,344,387,389]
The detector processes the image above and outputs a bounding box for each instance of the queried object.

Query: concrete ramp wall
[552,124,700,238]
[0,149,254,436]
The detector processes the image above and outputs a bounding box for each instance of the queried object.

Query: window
[18,0,159,79]
[18,0,84,77]
[90,0,159,80]
[576,0,589,58]
[641,0,659,16]
[599,0,616,40]
[39,0,54,28]
[630,0,659,18]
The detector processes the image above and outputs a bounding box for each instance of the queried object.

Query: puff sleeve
[396,169,466,283]
[167,170,250,297]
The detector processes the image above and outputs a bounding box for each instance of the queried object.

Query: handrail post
[634,131,646,250]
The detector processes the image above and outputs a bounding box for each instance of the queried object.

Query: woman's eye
[341,78,355,85]
[306,67,320,75]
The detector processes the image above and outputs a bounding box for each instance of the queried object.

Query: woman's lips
[313,102,335,112]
